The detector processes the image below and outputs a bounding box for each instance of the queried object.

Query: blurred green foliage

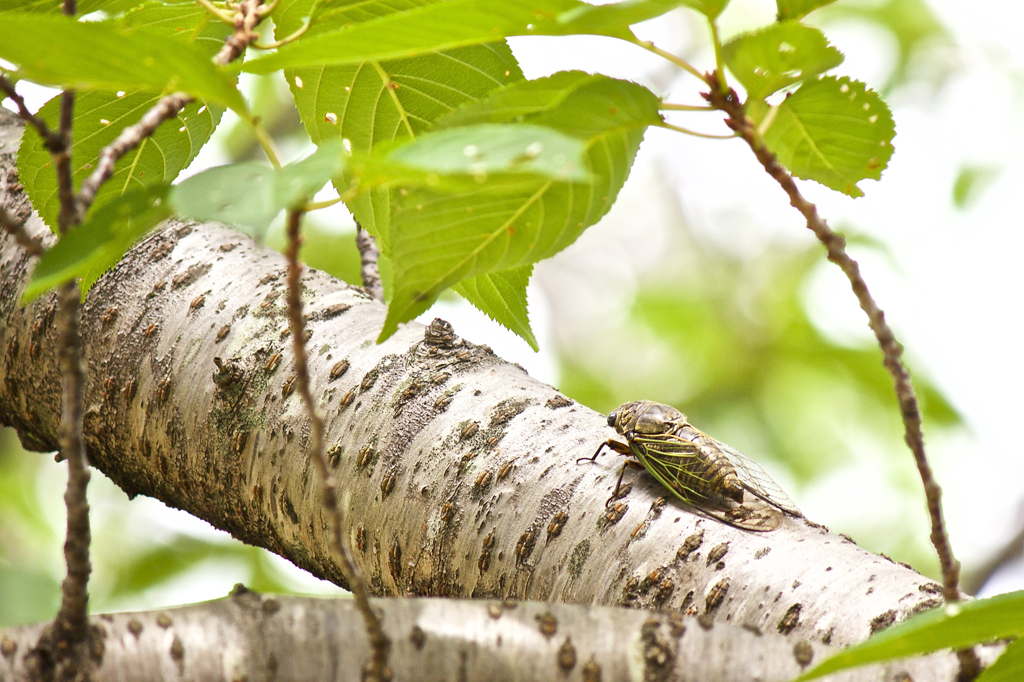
[817,0,951,92]
[0,429,337,629]
[556,232,961,575]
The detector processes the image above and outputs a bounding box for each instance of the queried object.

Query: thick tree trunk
[0,108,968,680]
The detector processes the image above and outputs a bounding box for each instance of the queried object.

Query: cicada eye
[606,411,618,428]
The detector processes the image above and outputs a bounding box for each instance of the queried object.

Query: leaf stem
[252,18,309,49]
[195,0,236,24]
[703,71,982,681]
[249,118,281,169]
[632,39,707,83]
[660,102,714,111]
[659,121,737,139]
[284,209,392,682]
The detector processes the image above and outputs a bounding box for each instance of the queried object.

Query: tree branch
[1,592,970,682]
[703,71,981,681]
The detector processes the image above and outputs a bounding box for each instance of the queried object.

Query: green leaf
[275,0,525,247]
[795,591,1024,681]
[244,0,649,74]
[723,21,843,101]
[455,266,537,350]
[23,186,171,303]
[0,14,246,113]
[169,140,346,237]
[17,3,232,232]
[117,0,235,55]
[0,0,131,14]
[977,638,1024,682]
[378,74,661,341]
[555,0,729,32]
[775,0,837,21]
[382,123,587,180]
[433,70,603,129]
[760,76,894,197]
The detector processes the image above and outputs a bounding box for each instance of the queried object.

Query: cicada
[579,401,802,532]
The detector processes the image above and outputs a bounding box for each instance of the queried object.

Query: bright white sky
[4,0,1023,604]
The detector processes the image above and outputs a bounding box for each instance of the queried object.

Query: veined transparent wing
[631,432,785,532]
[702,437,802,517]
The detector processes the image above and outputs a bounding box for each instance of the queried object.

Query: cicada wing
[627,433,705,504]
[632,433,784,532]
[710,438,802,517]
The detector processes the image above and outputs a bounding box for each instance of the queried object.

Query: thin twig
[41,0,96,679]
[0,205,44,256]
[56,91,76,232]
[75,93,192,220]
[285,210,392,681]
[0,75,60,147]
[703,72,982,681]
[76,0,265,221]
[356,224,384,302]
[50,279,93,667]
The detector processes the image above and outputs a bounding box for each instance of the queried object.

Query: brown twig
[56,91,77,232]
[76,0,264,221]
[285,210,392,681]
[29,1,98,679]
[0,205,44,256]
[355,224,384,302]
[703,72,981,680]
[74,93,192,220]
[0,75,60,147]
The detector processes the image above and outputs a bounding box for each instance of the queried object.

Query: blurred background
[4,0,1024,628]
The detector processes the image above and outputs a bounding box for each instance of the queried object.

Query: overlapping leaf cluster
[4,0,893,346]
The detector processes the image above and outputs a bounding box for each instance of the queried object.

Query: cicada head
[610,401,688,436]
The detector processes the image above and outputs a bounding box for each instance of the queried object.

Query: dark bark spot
[545,395,573,409]
[870,609,898,634]
[705,579,730,614]
[793,640,814,667]
[706,542,729,566]
[410,625,426,650]
[676,531,703,562]
[778,604,802,634]
[536,612,557,638]
[568,540,590,579]
[557,638,577,671]
[582,657,602,682]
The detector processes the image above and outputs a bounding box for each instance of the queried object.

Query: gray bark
[0,107,967,679]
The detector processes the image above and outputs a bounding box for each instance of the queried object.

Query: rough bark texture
[0,108,965,678]
[0,592,962,682]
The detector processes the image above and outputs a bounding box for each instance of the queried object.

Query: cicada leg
[576,438,632,464]
[607,459,644,507]
[577,440,642,506]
